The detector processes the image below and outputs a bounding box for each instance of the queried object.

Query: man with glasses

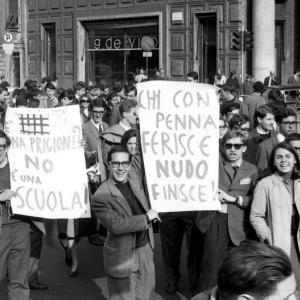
[92,145,160,300]
[192,131,258,294]
[102,99,138,166]
[286,133,300,160]
[0,130,31,300]
[256,108,297,176]
[83,98,109,245]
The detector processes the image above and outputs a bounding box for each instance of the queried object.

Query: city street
[0,230,191,300]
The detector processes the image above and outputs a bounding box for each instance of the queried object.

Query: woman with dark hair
[58,89,76,106]
[121,129,137,156]
[250,142,300,285]
[79,93,92,123]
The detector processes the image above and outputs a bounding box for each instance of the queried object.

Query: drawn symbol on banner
[19,114,50,135]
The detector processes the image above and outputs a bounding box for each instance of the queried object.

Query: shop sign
[92,35,159,51]
[2,43,14,54]
[143,51,152,57]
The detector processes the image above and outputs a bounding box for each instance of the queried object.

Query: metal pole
[146,56,148,78]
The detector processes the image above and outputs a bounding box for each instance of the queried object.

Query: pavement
[0,231,192,300]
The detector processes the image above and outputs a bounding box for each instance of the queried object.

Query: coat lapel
[128,178,149,212]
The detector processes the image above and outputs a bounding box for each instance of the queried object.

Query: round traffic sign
[141,36,155,51]
[4,33,13,43]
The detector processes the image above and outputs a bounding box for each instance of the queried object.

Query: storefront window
[85,17,159,87]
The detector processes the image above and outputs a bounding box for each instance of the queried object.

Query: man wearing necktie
[191,131,258,295]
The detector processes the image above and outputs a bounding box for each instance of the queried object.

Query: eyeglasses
[224,143,244,150]
[80,100,90,103]
[293,147,300,152]
[93,110,105,115]
[281,121,298,126]
[219,125,226,130]
[0,144,7,151]
[110,161,131,169]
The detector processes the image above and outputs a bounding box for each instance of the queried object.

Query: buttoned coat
[92,171,154,278]
[196,158,258,246]
[83,119,108,181]
[250,173,300,256]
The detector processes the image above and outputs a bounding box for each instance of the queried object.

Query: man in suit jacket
[263,70,279,87]
[83,98,108,182]
[92,145,160,300]
[192,131,258,294]
[256,108,297,176]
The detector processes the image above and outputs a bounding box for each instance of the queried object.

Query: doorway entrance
[194,13,217,84]
[85,17,159,87]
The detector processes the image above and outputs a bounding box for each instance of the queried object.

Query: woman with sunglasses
[250,142,300,285]
[79,93,92,124]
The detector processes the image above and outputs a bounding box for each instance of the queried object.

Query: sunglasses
[110,161,131,169]
[224,143,244,150]
[0,144,7,151]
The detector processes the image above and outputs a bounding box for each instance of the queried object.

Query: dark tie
[99,123,103,135]
[233,166,239,179]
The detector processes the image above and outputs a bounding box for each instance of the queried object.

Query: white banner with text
[5,106,90,219]
[137,81,221,212]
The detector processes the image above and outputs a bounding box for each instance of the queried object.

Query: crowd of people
[0,68,300,300]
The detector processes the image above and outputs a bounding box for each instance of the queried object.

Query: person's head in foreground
[217,241,296,300]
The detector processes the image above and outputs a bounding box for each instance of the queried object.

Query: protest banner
[5,105,90,219]
[137,81,221,212]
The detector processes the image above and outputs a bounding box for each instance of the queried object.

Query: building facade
[0,0,27,87]
[16,0,300,88]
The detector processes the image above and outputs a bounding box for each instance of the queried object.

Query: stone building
[0,0,27,87]
[1,0,299,88]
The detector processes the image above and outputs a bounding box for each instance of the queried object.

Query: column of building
[252,0,275,82]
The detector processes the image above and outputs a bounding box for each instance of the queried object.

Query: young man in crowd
[244,81,265,128]
[92,145,160,300]
[228,114,251,140]
[220,84,249,117]
[102,99,138,166]
[256,108,297,175]
[191,241,297,300]
[187,71,199,82]
[192,131,258,294]
[45,82,58,107]
[74,81,86,104]
[286,133,300,160]
[0,130,31,300]
[246,105,276,164]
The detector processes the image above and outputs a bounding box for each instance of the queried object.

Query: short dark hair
[285,133,300,143]
[187,71,198,80]
[253,81,264,94]
[121,129,137,150]
[125,85,137,96]
[92,98,106,109]
[0,130,11,147]
[119,99,138,117]
[221,130,246,146]
[276,108,296,124]
[45,82,56,90]
[229,114,250,130]
[107,145,131,163]
[0,86,8,93]
[222,84,237,95]
[268,89,283,101]
[221,102,240,116]
[218,241,293,300]
[253,105,274,127]
[74,81,86,92]
[269,142,300,175]
[58,89,75,101]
